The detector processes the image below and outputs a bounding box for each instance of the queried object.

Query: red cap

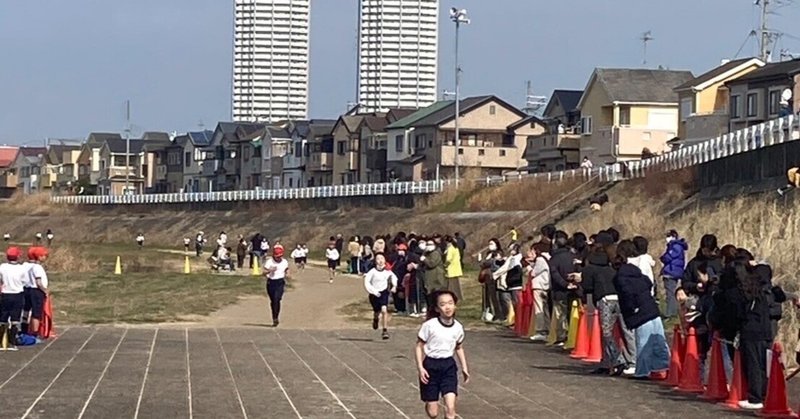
[27,246,48,261]
[6,246,21,261]
[273,245,285,257]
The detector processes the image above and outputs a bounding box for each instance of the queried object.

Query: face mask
[488,243,498,251]
[418,243,427,251]
[666,237,674,244]
[426,245,436,252]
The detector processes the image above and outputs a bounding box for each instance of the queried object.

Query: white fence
[50,114,800,205]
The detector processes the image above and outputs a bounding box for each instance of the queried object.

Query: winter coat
[529,256,550,290]
[614,263,661,329]
[548,247,577,302]
[444,245,463,278]
[659,239,688,278]
[681,254,723,297]
[422,249,446,293]
[493,253,523,291]
[728,283,787,341]
[348,241,361,257]
[580,251,617,305]
[373,239,386,254]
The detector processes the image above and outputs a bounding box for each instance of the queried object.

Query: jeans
[266,279,286,321]
[740,339,770,404]
[633,318,670,377]
[597,299,637,368]
[350,257,359,274]
[662,276,678,317]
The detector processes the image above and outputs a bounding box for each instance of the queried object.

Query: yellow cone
[545,308,559,346]
[506,303,515,327]
[114,256,122,275]
[1,325,8,351]
[184,256,191,274]
[564,300,580,350]
[251,257,260,276]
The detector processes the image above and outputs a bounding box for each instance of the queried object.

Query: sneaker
[622,366,636,376]
[778,188,785,197]
[272,319,279,328]
[329,279,333,284]
[6,346,17,352]
[382,330,389,340]
[530,334,547,342]
[738,401,764,410]
[372,317,379,330]
[555,341,565,347]
[409,312,421,318]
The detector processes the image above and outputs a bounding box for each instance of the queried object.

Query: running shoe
[382,330,389,340]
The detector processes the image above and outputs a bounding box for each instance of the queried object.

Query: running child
[364,254,398,340]
[135,232,145,249]
[24,247,48,339]
[415,290,470,419]
[0,247,32,351]
[183,237,191,253]
[300,244,309,270]
[263,245,290,327]
[325,241,340,284]
[291,244,304,270]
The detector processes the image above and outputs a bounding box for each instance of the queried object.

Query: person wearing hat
[23,246,48,337]
[659,229,688,319]
[263,244,290,327]
[0,247,32,350]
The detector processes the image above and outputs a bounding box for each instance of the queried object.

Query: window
[730,95,741,118]
[680,97,694,120]
[499,149,506,157]
[414,134,427,150]
[185,152,191,167]
[769,90,781,115]
[478,149,485,156]
[746,93,758,117]
[337,141,345,155]
[489,105,496,115]
[395,135,404,152]
[458,148,464,155]
[619,106,631,125]
[580,116,592,135]
[294,144,302,158]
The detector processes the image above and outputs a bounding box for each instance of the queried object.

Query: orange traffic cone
[38,296,54,339]
[701,333,729,401]
[676,327,704,393]
[663,324,684,387]
[569,308,589,359]
[721,348,748,410]
[758,342,797,418]
[583,309,602,364]
[514,301,524,336]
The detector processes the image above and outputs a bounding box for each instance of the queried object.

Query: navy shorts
[369,290,390,313]
[419,357,458,402]
[0,293,24,323]
[25,289,45,320]
[327,259,338,269]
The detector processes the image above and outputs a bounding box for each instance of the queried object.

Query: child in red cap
[263,245,290,327]
[23,247,48,338]
[0,247,31,350]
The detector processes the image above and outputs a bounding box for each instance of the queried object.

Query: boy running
[263,245,290,327]
[416,290,470,419]
[0,247,31,350]
[291,244,304,270]
[364,254,398,340]
[325,241,340,284]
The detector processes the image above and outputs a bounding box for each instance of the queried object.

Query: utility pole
[450,8,470,186]
[760,0,769,61]
[640,31,654,65]
[124,100,131,195]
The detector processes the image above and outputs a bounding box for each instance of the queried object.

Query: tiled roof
[589,68,694,103]
[726,58,800,84]
[386,101,455,130]
[674,58,758,90]
[0,147,18,168]
[105,138,144,154]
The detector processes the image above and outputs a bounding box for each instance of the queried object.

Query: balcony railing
[103,167,140,179]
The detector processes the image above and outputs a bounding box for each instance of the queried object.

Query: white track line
[76,328,129,419]
[133,328,159,419]
[186,328,193,419]
[22,328,97,419]
[213,328,248,419]
[472,373,563,418]
[0,327,71,391]
[305,331,410,419]
[250,341,302,419]
[276,331,356,419]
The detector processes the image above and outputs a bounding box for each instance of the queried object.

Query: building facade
[358,0,438,113]
[233,0,310,123]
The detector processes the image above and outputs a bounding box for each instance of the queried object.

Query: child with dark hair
[364,254,398,340]
[629,236,656,295]
[415,290,470,419]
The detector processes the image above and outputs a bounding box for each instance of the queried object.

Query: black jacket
[681,254,723,297]
[549,247,577,302]
[581,252,617,305]
[731,285,787,341]
[614,263,661,329]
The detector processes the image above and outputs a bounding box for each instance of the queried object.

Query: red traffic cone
[676,327,704,393]
[583,309,602,364]
[758,342,797,418]
[38,296,55,339]
[570,308,589,359]
[701,333,729,401]
[663,324,684,387]
[721,348,748,409]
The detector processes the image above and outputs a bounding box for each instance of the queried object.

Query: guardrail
[50,180,444,205]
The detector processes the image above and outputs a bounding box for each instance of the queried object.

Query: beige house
[39,144,82,191]
[725,58,800,133]
[524,90,583,172]
[332,114,371,185]
[673,58,764,146]
[307,125,336,187]
[385,95,530,181]
[11,147,47,194]
[0,146,20,197]
[77,132,122,193]
[96,138,145,196]
[577,68,694,164]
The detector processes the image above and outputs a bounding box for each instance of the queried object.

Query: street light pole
[124,100,131,195]
[450,8,469,186]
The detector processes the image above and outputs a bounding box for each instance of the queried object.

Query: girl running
[291,244,304,270]
[364,254,398,340]
[415,290,470,419]
[300,244,308,270]
[263,245,290,327]
[325,241,340,283]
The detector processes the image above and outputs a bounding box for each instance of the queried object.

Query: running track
[0,326,765,418]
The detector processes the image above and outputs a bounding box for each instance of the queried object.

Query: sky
[2,0,800,144]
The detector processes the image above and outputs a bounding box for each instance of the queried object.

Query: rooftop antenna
[640,30,654,65]
[522,81,547,116]
[754,0,793,62]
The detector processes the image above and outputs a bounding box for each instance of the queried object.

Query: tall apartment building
[357,0,439,113]
[233,0,310,123]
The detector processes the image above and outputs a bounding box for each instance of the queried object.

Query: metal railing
[50,180,443,205]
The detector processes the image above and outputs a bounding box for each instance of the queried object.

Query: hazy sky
[2,0,799,144]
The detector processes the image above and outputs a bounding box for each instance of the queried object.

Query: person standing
[195,231,206,257]
[548,231,578,346]
[0,247,30,350]
[364,254,398,340]
[348,236,361,274]
[236,235,248,270]
[659,230,687,319]
[135,233,145,249]
[444,237,463,302]
[334,234,344,268]
[24,246,49,340]
[454,232,466,265]
[263,245,290,327]
[45,229,54,247]
[421,239,446,309]
[526,243,551,342]
[325,241,340,284]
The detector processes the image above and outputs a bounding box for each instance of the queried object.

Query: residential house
[358,109,416,183]
[231,123,267,190]
[77,132,122,193]
[40,144,82,192]
[96,138,145,195]
[306,122,337,187]
[673,58,764,146]
[11,147,48,194]
[201,123,243,192]
[178,130,213,193]
[141,132,172,193]
[577,68,694,164]
[283,120,336,188]
[725,58,800,133]
[523,90,583,172]
[385,95,530,181]
[0,146,19,197]
[331,114,371,185]
[261,125,292,189]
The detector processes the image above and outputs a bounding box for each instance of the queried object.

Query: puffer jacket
[614,263,661,329]
[660,238,688,278]
[422,249,446,292]
[580,251,617,305]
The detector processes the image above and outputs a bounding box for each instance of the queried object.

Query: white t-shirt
[301,247,309,257]
[136,235,144,243]
[21,262,35,288]
[263,258,289,280]
[364,268,398,296]
[0,262,31,294]
[291,248,303,259]
[29,263,48,289]
[219,233,228,245]
[417,318,465,359]
[628,255,656,294]
[260,241,269,252]
[326,248,340,261]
